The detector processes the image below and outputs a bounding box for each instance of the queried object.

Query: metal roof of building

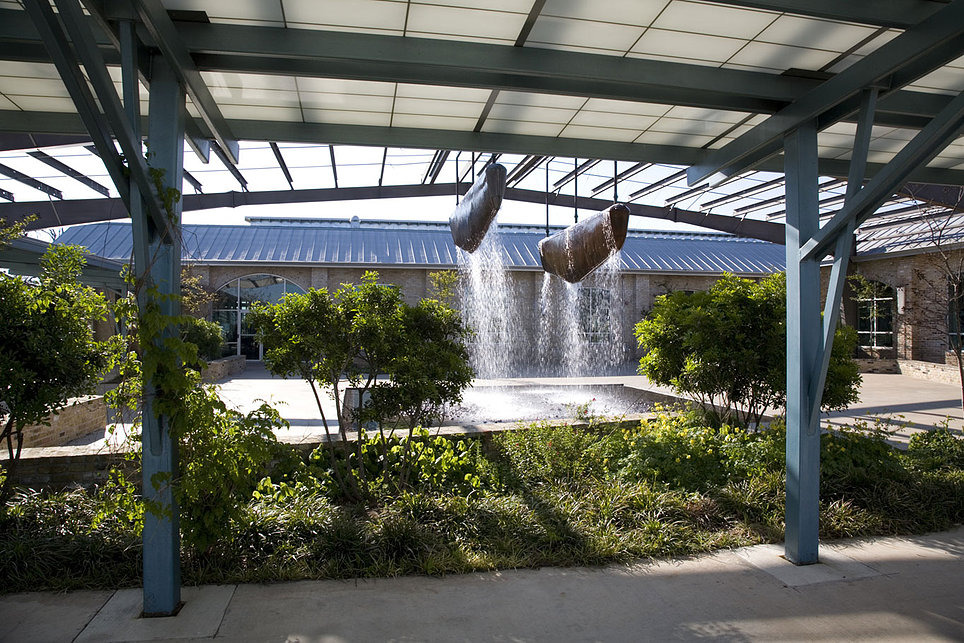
[56,219,786,276]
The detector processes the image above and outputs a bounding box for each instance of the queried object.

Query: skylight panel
[652,1,777,39]
[630,29,747,64]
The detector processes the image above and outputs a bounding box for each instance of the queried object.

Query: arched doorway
[212,274,306,359]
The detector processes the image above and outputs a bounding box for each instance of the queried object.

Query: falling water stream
[452,222,640,423]
[458,223,626,379]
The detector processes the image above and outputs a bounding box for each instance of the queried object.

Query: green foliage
[615,410,784,490]
[181,316,224,362]
[3,409,964,592]
[906,427,964,472]
[174,386,285,550]
[0,216,34,248]
[0,488,142,592]
[0,245,113,498]
[494,422,612,486]
[427,270,459,306]
[635,272,861,425]
[820,423,907,491]
[251,271,473,501]
[180,264,218,316]
[308,428,495,499]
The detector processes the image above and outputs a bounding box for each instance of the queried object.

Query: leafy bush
[4,407,964,593]
[906,428,964,472]
[635,272,861,426]
[181,316,223,362]
[0,488,141,592]
[615,410,785,490]
[251,272,473,501]
[820,424,907,492]
[173,386,286,550]
[310,428,496,499]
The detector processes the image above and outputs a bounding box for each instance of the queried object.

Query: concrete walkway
[2,527,962,642]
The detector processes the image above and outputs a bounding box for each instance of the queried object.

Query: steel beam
[133,0,238,164]
[34,0,170,234]
[802,88,964,261]
[783,120,822,566]
[27,150,110,197]
[269,142,294,189]
[6,107,964,186]
[211,142,247,191]
[140,55,185,618]
[809,89,877,427]
[0,161,61,199]
[897,182,964,212]
[688,1,964,185]
[629,169,687,200]
[0,6,955,129]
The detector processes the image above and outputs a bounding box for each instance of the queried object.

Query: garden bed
[1,410,962,594]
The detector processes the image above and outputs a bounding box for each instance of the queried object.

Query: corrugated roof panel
[55,221,786,275]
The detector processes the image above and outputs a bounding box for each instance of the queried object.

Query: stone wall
[5,448,133,490]
[20,396,107,449]
[897,359,961,386]
[201,355,246,383]
[855,358,900,374]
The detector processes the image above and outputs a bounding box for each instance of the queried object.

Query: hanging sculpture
[449,163,507,252]
[539,203,630,283]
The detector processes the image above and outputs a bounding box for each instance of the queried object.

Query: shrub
[635,272,861,426]
[820,423,907,492]
[494,422,610,487]
[181,317,223,362]
[309,428,496,500]
[906,428,964,472]
[617,412,729,490]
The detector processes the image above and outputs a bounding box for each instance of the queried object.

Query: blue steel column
[783,121,821,565]
[140,56,186,616]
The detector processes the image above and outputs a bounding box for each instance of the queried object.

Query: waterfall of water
[459,225,626,378]
[458,223,520,379]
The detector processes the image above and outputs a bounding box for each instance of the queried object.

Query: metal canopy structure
[2,0,963,615]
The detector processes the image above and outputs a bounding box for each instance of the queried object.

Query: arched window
[855,280,894,349]
[213,274,305,359]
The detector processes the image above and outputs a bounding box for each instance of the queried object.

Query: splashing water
[458,223,522,378]
[459,225,626,377]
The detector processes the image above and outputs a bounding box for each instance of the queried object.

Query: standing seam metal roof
[56,221,786,275]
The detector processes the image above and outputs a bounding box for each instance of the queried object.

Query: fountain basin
[447,382,679,425]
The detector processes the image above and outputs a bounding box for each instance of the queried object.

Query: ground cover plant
[2,406,962,593]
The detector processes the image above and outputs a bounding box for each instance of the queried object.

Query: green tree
[635,272,860,426]
[0,245,112,499]
[250,272,473,500]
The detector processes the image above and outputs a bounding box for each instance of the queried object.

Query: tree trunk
[0,417,22,504]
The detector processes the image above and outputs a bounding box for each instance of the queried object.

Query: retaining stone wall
[20,396,106,449]
[5,448,134,490]
[897,359,961,386]
[201,355,246,383]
